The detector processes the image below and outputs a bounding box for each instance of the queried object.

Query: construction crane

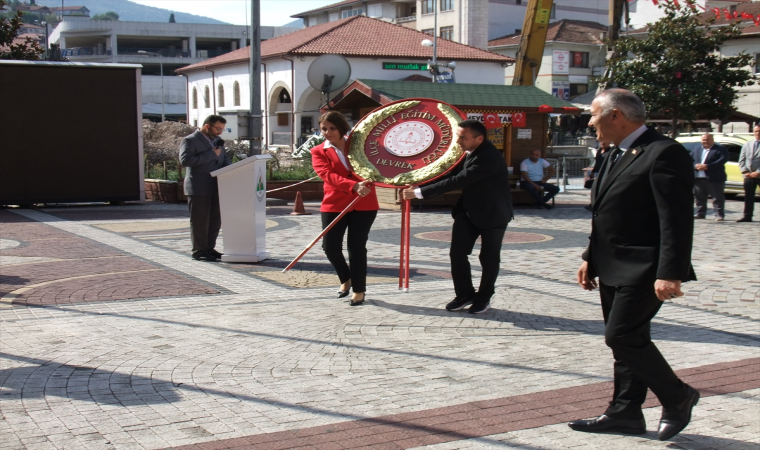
[512,0,628,87]
[511,0,554,86]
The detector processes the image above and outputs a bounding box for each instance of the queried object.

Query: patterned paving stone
[0,195,757,450]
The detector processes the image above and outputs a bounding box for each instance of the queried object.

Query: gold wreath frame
[348,100,464,186]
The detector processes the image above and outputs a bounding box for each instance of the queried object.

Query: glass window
[329,12,339,22]
[204,86,210,108]
[755,53,759,74]
[367,4,382,18]
[570,51,589,68]
[569,84,588,98]
[218,84,225,108]
[440,26,453,40]
[341,8,363,18]
[233,82,240,106]
[192,87,197,109]
[422,28,434,35]
[421,0,434,15]
[440,0,453,11]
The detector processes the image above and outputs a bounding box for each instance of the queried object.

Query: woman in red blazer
[311,111,379,306]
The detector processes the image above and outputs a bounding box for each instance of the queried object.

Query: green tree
[168,12,175,23]
[0,0,43,60]
[91,11,119,21]
[598,0,756,135]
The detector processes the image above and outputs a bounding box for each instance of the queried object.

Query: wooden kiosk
[211,154,273,262]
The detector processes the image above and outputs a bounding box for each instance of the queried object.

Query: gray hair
[596,89,647,123]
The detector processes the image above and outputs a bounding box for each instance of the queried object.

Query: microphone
[216,139,225,148]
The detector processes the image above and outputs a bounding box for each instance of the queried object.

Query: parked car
[676,133,757,196]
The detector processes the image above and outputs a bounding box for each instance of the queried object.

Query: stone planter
[266,180,323,201]
[144,179,179,203]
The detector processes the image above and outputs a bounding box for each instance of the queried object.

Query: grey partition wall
[0,61,143,205]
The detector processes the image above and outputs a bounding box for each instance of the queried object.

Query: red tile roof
[489,19,607,47]
[292,0,363,17]
[178,16,512,74]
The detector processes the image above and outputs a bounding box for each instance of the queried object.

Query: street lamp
[138,50,165,122]
[35,20,49,60]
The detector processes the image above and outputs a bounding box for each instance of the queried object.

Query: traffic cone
[290,191,311,215]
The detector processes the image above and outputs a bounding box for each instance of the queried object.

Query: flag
[483,113,502,130]
[511,113,526,128]
[741,12,752,19]
[672,0,679,8]
[754,16,760,26]
[713,7,720,17]
[724,9,732,20]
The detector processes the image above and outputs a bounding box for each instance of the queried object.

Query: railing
[118,47,191,58]
[550,156,596,193]
[62,47,112,57]
[395,15,417,23]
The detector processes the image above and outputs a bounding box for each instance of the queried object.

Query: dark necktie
[607,147,623,172]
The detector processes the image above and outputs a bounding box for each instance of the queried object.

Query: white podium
[211,154,273,262]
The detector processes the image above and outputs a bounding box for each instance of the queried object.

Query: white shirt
[323,138,350,171]
[615,124,648,155]
[520,158,551,182]
[696,146,711,178]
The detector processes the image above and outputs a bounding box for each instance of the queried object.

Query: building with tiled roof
[488,20,608,102]
[290,0,613,50]
[176,15,514,149]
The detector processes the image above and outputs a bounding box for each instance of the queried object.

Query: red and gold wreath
[347,98,467,188]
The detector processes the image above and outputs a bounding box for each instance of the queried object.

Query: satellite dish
[307,54,351,110]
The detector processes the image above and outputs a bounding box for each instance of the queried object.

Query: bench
[509,174,556,207]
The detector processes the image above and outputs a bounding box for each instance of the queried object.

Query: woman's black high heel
[337,288,350,298]
[349,293,365,306]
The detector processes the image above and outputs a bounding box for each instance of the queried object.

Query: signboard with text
[552,81,570,101]
[382,62,427,70]
[552,50,569,75]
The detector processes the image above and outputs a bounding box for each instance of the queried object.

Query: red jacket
[311,141,379,213]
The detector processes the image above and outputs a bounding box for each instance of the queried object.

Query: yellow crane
[511,0,554,86]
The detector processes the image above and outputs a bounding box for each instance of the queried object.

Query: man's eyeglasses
[211,125,225,133]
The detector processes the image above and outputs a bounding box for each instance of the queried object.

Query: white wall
[488,0,609,40]
[141,75,186,104]
[720,36,760,119]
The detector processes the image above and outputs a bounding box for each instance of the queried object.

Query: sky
[129,0,338,26]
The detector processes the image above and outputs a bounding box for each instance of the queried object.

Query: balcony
[395,15,417,24]
[62,47,112,57]
[118,47,191,58]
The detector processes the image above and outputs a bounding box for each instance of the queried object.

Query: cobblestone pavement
[0,195,758,450]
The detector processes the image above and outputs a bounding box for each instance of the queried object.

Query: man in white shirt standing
[519,150,559,209]
[736,124,760,222]
[690,133,727,221]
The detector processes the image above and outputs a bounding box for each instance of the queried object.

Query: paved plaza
[0,194,758,450]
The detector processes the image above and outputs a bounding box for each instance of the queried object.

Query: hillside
[32,0,227,24]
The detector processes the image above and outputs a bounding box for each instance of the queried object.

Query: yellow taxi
[676,133,757,196]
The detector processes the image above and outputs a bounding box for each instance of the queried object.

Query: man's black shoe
[192,251,217,262]
[445,296,473,311]
[657,385,699,441]
[208,249,223,259]
[736,217,752,222]
[468,301,491,314]
[568,415,646,435]
[543,203,553,210]
[694,215,705,219]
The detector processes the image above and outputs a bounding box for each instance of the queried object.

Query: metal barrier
[546,156,595,193]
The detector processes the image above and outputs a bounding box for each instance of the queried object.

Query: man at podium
[180,115,231,262]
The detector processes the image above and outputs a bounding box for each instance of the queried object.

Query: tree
[598,0,756,135]
[168,13,175,23]
[91,11,119,21]
[0,0,43,60]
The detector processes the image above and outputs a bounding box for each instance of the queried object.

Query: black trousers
[449,212,507,300]
[321,210,377,293]
[742,177,759,219]
[188,192,221,253]
[599,282,689,419]
[693,178,725,218]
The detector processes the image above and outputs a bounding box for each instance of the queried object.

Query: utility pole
[248,0,262,156]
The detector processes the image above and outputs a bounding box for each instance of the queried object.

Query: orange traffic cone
[290,191,311,215]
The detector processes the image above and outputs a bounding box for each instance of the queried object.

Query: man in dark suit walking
[690,133,728,221]
[180,115,231,262]
[572,89,699,441]
[402,120,513,314]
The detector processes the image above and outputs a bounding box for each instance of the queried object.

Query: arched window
[233,81,240,106]
[192,87,197,109]
[278,89,292,104]
[218,83,225,107]
[204,86,210,108]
